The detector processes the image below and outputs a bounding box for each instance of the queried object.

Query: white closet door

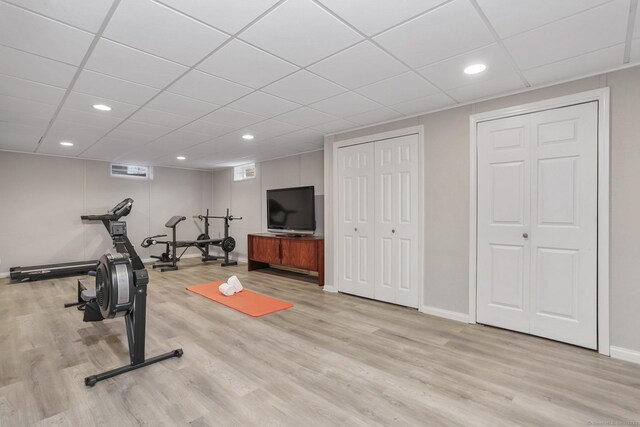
[529,102,598,349]
[477,115,532,333]
[374,135,420,308]
[337,143,375,298]
[477,102,598,349]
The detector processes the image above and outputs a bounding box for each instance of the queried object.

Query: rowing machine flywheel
[221,236,236,253]
[95,253,135,319]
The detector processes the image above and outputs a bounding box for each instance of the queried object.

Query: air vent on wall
[110,164,153,180]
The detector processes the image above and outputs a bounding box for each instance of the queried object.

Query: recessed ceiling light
[464,64,487,75]
[93,104,112,111]
[176,156,186,160]
[60,141,74,147]
[242,134,254,140]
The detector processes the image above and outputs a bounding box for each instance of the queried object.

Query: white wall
[325,65,640,355]
[0,152,214,274]
[207,150,324,260]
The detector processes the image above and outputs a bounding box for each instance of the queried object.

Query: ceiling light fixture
[242,134,254,140]
[464,63,487,75]
[93,104,112,111]
[176,156,186,160]
[60,141,74,147]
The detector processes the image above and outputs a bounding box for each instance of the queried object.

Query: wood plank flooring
[1,259,639,426]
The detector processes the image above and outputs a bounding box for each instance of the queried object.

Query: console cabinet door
[250,236,281,264]
[280,240,318,270]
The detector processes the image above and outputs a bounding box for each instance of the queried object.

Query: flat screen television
[267,186,315,235]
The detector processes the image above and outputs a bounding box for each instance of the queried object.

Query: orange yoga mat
[186,281,293,317]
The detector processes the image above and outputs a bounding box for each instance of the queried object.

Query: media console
[247,233,324,286]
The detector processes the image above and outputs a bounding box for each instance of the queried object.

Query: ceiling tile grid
[1,0,638,169]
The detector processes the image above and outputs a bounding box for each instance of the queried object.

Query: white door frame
[468,88,610,355]
[332,125,425,310]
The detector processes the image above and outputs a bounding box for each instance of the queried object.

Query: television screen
[267,186,315,234]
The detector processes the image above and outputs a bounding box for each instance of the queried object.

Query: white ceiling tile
[417,44,516,90]
[262,70,346,104]
[308,41,408,89]
[0,2,94,65]
[180,119,236,138]
[5,0,115,33]
[85,39,188,89]
[40,121,110,155]
[241,119,302,139]
[227,91,300,117]
[309,91,381,117]
[131,130,211,155]
[476,0,612,39]
[0,45,77,88]
[197,39,298,88]
[390,92,455,115]
[0,122,44,151]
[346,107,404,126]
[56,107,122,129]
[0,95,56,127]
[445,73,524,102]
[240,0,363,67]
[103,0,229,66]
[115,120,174,141]
[129,107,193,129]
[503,0,629,70]
[145,92,218,119]
[0,74,65,105]
[179,140,224,159]
[273,128,325,145]
[317,0,448,36]
[523,44,625,86]
[274,107,337,128]
[82,137,148,160]
[74,70,159,105]
[63,91,140,119]
[309,118,357,134]
[374,0,494,68]
[168,70,253,105]
[355,71,439,105]
[202,107,265,128]
[156,0,280,34]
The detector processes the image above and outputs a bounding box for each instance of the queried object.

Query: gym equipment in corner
[64,197,182,387]
[141,208,242,272]
[9,199,134,282]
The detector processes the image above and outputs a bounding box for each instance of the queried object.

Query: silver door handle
[523,233,528,238]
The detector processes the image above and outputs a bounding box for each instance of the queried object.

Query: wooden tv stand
[247,233,324,286]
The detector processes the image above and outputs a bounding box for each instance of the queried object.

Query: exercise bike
[142,208,241,271]
[65,198,183,387]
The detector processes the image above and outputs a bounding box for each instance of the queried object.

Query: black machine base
[85,348,183,387]
[221,260,238,267]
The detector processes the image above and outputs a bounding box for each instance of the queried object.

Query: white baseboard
[323,285,338,293]
[0,272,9,279]
[610,346,640,365]
[420,305,469,323]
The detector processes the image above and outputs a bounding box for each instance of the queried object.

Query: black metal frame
[144,208,242,271]
[65,199,183,387]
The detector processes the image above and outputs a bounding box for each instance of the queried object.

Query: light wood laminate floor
[1,259,639,426]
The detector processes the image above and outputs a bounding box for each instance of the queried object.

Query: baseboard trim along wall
[610,346,640,365]
[420,305,469,323]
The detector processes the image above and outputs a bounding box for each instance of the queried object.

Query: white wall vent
[234,163,256,181]
[110,164,153,180]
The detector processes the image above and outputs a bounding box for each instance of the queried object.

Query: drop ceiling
[0,0,638,169]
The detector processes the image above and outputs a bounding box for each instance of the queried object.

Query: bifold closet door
[374,135,420,308]
[477,102,598,349]
[337,143,375,298]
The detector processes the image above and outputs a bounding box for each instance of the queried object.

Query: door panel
[337,143,375,298]
[374,134,420,308]
[477,115,531,331]
[477,101,598,349]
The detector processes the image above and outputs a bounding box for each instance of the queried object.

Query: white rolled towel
[218,282,236,296]
[227,275,244,293]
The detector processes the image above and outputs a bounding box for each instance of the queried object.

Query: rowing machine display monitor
[142,208,242,271]
[65,198,182,387]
